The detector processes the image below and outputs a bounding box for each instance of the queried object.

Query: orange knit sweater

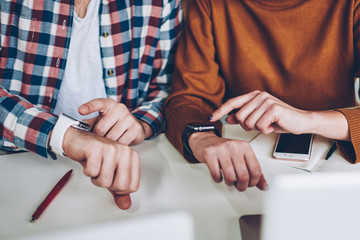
[165,0,360,163]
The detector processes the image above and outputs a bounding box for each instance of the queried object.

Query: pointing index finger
[79,98,114,115]
[209,91,260,122]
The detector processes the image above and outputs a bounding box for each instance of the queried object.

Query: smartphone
[273,133,314,161]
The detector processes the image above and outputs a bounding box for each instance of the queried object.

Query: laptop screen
[240,172,360,240]
[261,172,360,240]
[20,211,194,240]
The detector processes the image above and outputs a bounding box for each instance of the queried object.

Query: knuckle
[227,98,235,106]
[97,179,111,188]
[227,98,238,109]
[235,184,247,192]
[103,182,112,189]
[104,144,117,157]
[119,144,131,153]
[225,140,239,151]
[264,97,275,106]
[124,114,133,122]
[83,167,95,177]
[118,136,132,146]
[237,140,250,150]
[251,168,262,180]
[120,182,131,192]
[105,98,115,104]
[112,180,128,192]
[237,172,249,183]
[118,103,128,111]
[86,101,95,109]
[269,103,281,113]
[132,150,140,161]
[129,184,139,193]
[255,122,266,132]
[203,146,216,159]
[244,120,254,130]
[94,124,107,136]
[88,141,102,152]
[235,112,245,123]
[106,132,118,141]
[258,91,269,99]
[225,175,237,185]
[114,185,127,193]
[211,172,222,183]
[135,123,143,133]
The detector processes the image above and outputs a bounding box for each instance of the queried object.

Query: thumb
[256,174,269,191]
[111,192,132,210]
[78,104,91,115]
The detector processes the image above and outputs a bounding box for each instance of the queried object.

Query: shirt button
[107,69,114,76]
[103,32,109,38]
[56,58,61,68]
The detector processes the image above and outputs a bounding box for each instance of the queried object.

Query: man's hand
[62,127,140,210]
[189,131,267,191]
[78,98,153,146]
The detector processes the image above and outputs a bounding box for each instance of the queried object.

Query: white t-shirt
[54,0,106,120]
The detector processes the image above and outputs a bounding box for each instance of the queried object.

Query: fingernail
[79,105,88,112]
[207,114,213,121]
[264,183,269,191]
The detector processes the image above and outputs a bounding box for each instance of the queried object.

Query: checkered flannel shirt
[0,0,182,158]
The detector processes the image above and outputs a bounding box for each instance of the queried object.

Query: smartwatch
[181,123,221,156]
[49,113,91,158]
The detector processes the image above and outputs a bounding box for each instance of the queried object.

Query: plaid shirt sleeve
[0,87,58,158]
[132,0,183,138]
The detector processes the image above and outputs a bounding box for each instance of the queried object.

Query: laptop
[20,210,194,240]
[240,171,360,240]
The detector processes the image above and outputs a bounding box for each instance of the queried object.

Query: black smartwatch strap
[181,123,221,157]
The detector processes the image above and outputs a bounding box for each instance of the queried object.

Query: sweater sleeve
[336,0,360,164]
[164,0,224,161]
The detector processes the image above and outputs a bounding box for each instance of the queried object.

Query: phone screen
[274,133,313,154]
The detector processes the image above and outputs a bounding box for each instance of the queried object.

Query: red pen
[30,169,73,222]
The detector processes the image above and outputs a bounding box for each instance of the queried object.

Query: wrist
[139,120,153,139]
[188,131,218,152]
[182,123,221,156]
[49,113,91,157]
[307,110,349,140]
[297,111,318,134]
[62,126,82,156]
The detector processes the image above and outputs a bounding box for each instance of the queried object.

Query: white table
[1,125,360,240]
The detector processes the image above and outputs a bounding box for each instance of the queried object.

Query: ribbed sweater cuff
[335,108,360,163]
[165,106,222,163]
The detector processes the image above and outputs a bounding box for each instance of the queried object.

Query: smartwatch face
[77,121,92,131]
[191,125,216,132]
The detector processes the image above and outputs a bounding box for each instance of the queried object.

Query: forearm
[165,96,221,159]
[164,0,226,156]
[131,0,182,139]
[0,87,57,158]
[305,110,350,141]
